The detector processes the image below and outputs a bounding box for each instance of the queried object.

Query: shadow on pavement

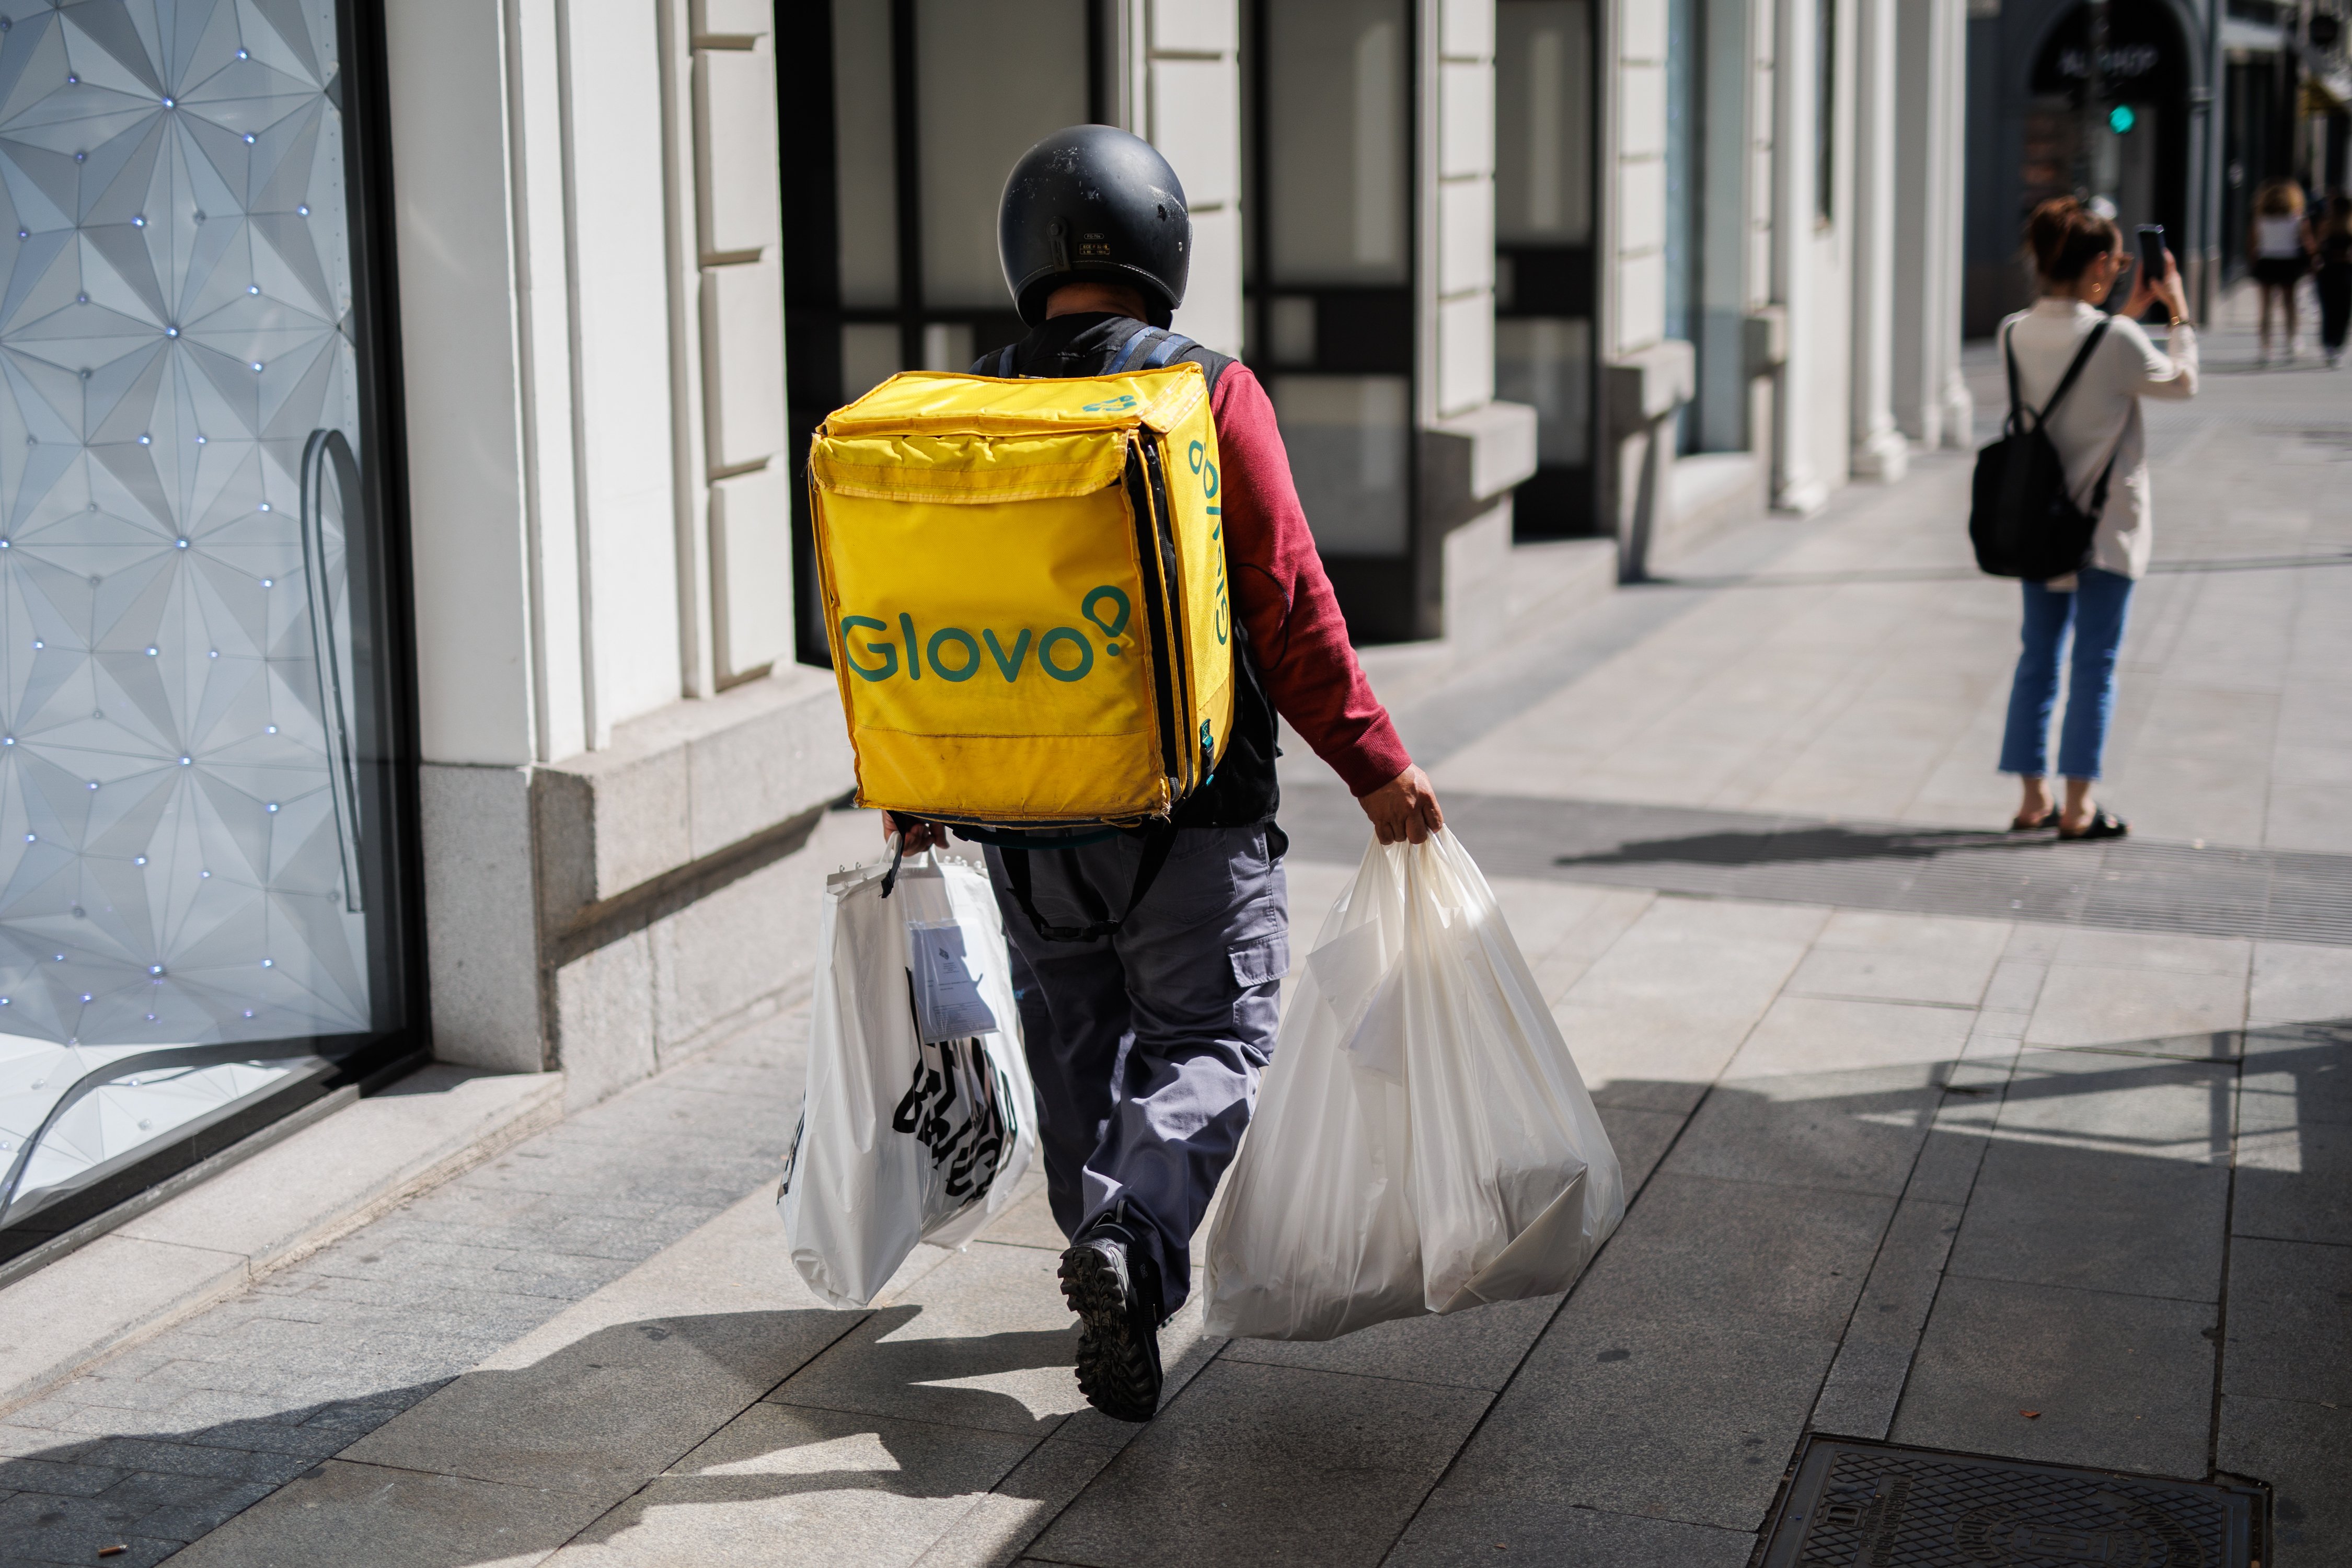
[0,1025,2345,1566]
[0,1302,1079,1566]
[1553,820,2044,870]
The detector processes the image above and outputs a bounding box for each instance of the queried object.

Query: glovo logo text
[1189,439,1232,646]
[841,587,1133,685]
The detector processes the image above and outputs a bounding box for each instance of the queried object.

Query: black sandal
[2009,810,2058,832]
[2058,810,2129,841]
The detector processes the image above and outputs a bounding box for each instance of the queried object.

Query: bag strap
[1140,330,1196,369]
[1108,325,1166,373]
[2003,324,2024,431]
[999,824,1178,943]
[2032,318,2112,427]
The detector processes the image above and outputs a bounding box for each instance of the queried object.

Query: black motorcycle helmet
[999,125,1190,328]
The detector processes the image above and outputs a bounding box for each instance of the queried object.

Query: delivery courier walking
[805,125,1443,1421]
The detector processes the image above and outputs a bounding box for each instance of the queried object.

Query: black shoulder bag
[1968,319,2116,582]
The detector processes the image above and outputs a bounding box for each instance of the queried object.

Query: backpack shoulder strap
[2036,318,2112,424]
[970,343,1021,376]
[1139,330,1195,369]
[1108,324,1167,373]
[2003,323,2023,429]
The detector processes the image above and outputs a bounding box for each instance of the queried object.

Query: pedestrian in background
[2316,192,2352,369]
[2250,178,2314,364]
[1997,197,2199,840]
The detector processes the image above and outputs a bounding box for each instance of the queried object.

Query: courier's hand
[1361,765,1445,846]
[883,813,949,854]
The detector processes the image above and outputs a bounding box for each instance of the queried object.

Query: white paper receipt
[908,919,1001,1044]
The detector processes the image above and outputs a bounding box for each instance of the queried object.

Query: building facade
[0,0,1974,1250]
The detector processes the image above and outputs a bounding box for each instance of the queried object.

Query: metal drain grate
[1759,1436,2265,1567]
[1281,787,2352,947]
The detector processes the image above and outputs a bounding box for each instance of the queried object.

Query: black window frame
[1241,0,1423,642]
[1494,0,1603,540]
[779,0,1118,667]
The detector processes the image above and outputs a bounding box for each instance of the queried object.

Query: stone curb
[0,1065,565,1417]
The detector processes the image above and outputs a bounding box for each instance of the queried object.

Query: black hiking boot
[1058,1217,1165,1422]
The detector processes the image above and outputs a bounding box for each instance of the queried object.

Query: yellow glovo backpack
[809,354,1234,836]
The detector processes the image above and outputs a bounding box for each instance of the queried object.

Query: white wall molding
[387,0,541,769]
[1145,0,1244,357]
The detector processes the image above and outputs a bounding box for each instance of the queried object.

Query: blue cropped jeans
[1999,567,2135,781]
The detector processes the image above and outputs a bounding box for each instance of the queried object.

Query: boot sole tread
[1058,1247,1159,1423]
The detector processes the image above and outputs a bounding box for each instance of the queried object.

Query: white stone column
[682,0,794,688]
[1847,0,1906,481]
[1932,0,1974,448]
[1142,0,1246,357]
[1595,0,1692,571]
[1892,0,1973,451]
[388,0,570,1070]
[1768,0,1825,512]
[1428,0,1497,425]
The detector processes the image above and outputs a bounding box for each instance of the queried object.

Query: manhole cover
[1760,1436,2265,1567]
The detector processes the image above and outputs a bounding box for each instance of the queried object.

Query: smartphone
[2136,224,2167,281]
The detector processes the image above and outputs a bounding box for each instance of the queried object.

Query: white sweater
[1997,298,2198,583]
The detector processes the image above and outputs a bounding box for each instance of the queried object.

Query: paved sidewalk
[2,292,2347,1566]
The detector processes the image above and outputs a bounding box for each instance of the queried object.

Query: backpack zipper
[1138,435,1197,793]
[1121,436,1183,792]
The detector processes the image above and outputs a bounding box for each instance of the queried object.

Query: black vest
[975,315,1280,828]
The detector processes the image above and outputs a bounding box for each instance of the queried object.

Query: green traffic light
[2109,104,2136,134]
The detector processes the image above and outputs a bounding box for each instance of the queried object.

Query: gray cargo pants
[983,823,1288,1313]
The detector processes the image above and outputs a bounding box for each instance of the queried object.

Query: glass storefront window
[916,0,1087,310]
[0,0,409,1253]
[1264,0,1411,286]
[1496,0,1592,245]
[1664,0,1699,353]
[1268,374,1411,556]
[1495,317,1590,467]
[832,0,897,309]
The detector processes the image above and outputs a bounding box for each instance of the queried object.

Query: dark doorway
[2020,3,2196,295]
[1494,0,1599,539]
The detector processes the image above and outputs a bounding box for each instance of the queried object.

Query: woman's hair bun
[2025,196,2122,283]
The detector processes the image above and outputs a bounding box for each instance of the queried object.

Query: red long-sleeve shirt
[1208,364,1411,797]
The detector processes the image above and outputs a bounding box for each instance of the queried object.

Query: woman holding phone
[1995,198,2199,840]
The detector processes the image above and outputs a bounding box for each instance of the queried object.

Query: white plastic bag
[779,851,1037,1308]
[1202,829,1624,1341]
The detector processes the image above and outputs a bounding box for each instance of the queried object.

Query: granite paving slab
[1378,1498,1758,1567]
[546,1402,1036,1568]
[1027,1361,1490,1568]
[1891,1274,2218,1479]
[1419,1315,1839,1532]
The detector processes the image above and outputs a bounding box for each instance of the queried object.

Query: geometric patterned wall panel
[0,0,368,1052]
[0,0,377,1214]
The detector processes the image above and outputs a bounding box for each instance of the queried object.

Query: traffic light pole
[2079,0,2111,203]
